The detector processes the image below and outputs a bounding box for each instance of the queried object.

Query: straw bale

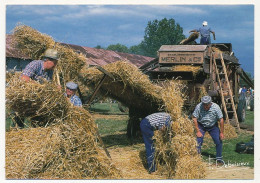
[6,74,68,126]
[6,107,121,179]
[171,65,201,77]
[12,24,86,83]
[174,155,206,179]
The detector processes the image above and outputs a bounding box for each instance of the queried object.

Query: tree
[129,44,144,55]
[106,43,129,53]
[95,45,104,49]
[140,18,185,57]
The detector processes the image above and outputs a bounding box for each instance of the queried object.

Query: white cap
[202,21,208,26]
[201,95,212,104]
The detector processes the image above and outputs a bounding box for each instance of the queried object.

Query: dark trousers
[197,123,223,160]
[200,36,211,45]
[140,118,156,173]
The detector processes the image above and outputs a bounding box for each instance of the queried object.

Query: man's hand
[196,131,203,138]
[220,132,224,140]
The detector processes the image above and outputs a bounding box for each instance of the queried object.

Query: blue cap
[66,82,78,90]
[201,95,212,104]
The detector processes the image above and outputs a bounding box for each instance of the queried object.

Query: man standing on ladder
[190,21,216,45]
[192,95,225,165]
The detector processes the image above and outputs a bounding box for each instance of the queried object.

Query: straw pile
[12,24,86,82]
[79,61,164,115]
[6,74,68,126]
[179,32,199,45]
[6,76,121,179]
[152,81,206,179]
[171,65,201,77]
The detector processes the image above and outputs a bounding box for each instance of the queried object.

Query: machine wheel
[237,99,246,122]
[127,117,140,139]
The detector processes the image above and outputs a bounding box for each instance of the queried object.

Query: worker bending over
[140,112,172,173]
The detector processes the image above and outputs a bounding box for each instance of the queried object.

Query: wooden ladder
[212,52,240,132]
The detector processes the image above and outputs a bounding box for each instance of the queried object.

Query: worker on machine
[190,21,216,45]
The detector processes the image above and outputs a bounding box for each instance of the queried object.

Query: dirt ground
[108,146,254,180]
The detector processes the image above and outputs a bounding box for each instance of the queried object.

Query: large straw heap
[6,76,121,179]
[12,24,86,83]
[79,61,164,116]
[79,63,206,179]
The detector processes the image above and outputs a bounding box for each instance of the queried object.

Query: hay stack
[6,74,68,126]
[6,107,121,179]
[171,65,201,77]
[12,24,86,82]
[79,61,164,115]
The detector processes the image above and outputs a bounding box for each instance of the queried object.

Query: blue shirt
[22,60,53,82]
[196,26,213,38]
[145,112,172,130]
[192,102,223,128]
[65,94,82,107]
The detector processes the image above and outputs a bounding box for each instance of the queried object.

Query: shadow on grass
[201,151,216,159]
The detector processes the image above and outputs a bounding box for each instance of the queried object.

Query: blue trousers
[197,123,223,160]
[140,118,156,172]
[200,36,211,45]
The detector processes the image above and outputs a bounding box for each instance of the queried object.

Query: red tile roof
[6,34,154,68]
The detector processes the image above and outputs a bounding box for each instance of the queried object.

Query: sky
[5,4,255,76]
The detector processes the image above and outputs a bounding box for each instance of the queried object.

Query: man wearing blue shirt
[65,82,82,107]
[140,112,172,173]
[12,49,59,128]
[190,21,216,45]
[192,95,224,165]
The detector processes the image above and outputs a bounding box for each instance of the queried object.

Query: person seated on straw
[189,21,216,45]
[12,49,59,129]
[140,112,172,173]
[20,48,59,83]
[192,95,225,165]
[65,81,82,107]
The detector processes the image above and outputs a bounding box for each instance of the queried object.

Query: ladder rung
[227,111,234,113]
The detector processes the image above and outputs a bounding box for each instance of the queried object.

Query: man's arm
[219,118,224,140]
[192,116,203,137]
[211,31,216,40]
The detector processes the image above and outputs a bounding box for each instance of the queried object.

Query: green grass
[201,133,254,167]
[244,110,254,126]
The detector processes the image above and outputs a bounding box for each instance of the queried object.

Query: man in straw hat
[140,112,172,173]
[189,21,216,45]
[192,95,225,165]
[20,48,59,83]
[12,48,59,128]
[65,81,82,107]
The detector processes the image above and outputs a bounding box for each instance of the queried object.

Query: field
[6,102,254,179]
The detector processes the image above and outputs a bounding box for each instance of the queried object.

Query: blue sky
[6,5,254,75]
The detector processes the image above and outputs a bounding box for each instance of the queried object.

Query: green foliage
[95,45,104,49]
[140,18,185,57]
[106,43,129,53]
